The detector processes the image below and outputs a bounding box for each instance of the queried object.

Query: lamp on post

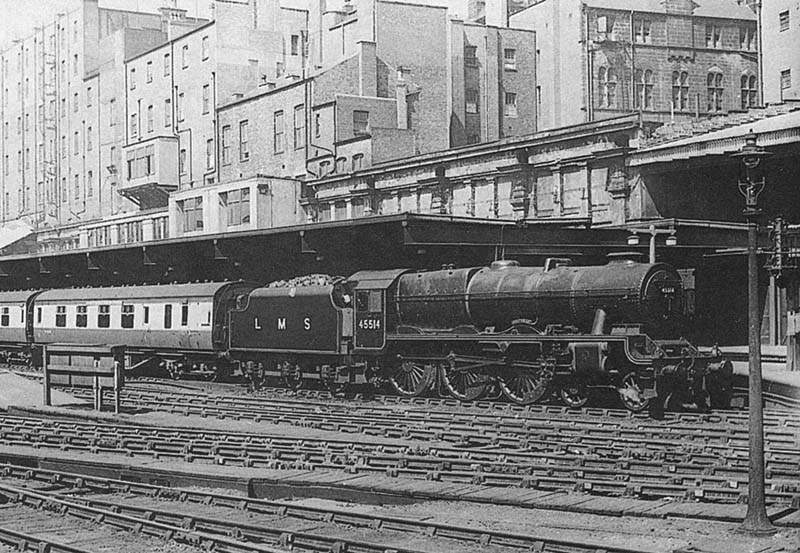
[730,130,776,536]
[626,224,678,263]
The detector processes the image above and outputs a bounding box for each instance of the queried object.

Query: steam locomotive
[0,257,732,412]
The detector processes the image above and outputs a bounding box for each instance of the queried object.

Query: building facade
[0,0,206,232]
[762,0,800,103]
[511,0,759,130]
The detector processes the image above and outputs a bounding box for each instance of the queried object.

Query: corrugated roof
[36,282,235,303]
[582,0,756,20]
[630,107,800,165]
[641,109,800,152]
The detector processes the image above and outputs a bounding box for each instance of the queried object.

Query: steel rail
[5,412,799,481]
[0,525,94,553]
[0,463,656,553]
[66,388,800,450]
[0,482,288,553]
[2,416,799,505]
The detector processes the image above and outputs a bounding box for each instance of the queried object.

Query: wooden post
[93,376,101,411]
[114,360,122,414]
[42,346,51,407]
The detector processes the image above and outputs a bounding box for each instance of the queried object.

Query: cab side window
[356,290,383,313]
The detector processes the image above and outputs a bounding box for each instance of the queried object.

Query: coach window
[98,305,110,328]
[76,305,87,328]
[181,303,189,326]
[143,306,150,325]
[1,307,9,326]
[37,307,42,324]
[164,304,173,329]
[121,304,134,329]
[55,306,67,327]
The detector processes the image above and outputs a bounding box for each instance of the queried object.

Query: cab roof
[346,269,409,290]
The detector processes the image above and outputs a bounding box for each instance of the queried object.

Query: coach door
[354,289,386,350]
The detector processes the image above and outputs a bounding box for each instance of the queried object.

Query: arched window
[607,68,618,108]
[635,69,655,110]
[672,70,689,111]
[599,66,618,108]
[598,66,607,106]
[741,74,758,109]
[707,70,724,112]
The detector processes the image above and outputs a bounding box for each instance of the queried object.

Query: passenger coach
[31,282,256,378]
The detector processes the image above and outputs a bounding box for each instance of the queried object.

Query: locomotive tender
[0,257,732,411]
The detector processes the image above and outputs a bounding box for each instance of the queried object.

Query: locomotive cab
[346,269,409,352]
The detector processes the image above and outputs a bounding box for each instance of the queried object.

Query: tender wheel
[387,358,434,397]
[279,361,304,391]
[560,381,589,408]
[497,365,552,405]
[441,366,490,401]
[617,372,650,412]
[321,365,347,395]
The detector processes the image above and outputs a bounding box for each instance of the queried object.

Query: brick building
[510,0,759,130]
[0,0,206,237]
[173,0,537,235]
[762,0,800,103]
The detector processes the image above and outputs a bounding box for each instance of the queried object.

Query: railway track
[68,386,800,449]
[0,463,655,553]
[2,412,799,507]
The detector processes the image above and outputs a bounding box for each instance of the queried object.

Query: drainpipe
[630,10,636,112]
[585,6,594,122]
[213,70,219,186]
[755,0,764,106]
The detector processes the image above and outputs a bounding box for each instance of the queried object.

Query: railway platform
[722,346,800,408]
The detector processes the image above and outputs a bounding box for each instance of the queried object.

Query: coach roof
[0,290,41,303]
[35,282,241,303]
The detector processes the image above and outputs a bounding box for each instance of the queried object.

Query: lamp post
[626,224,678,263]
[731,131,776,536]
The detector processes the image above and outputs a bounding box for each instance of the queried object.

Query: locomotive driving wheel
[497,362,553,405]
[617,371,650,412]
[441,360,491,402]
[559,380,589,408]
[387,357,434,397]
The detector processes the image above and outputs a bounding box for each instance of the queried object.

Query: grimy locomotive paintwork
[230,259,731,412]
[0,259,732,412]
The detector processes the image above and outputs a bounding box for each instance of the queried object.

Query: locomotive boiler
[395,258,685,337]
